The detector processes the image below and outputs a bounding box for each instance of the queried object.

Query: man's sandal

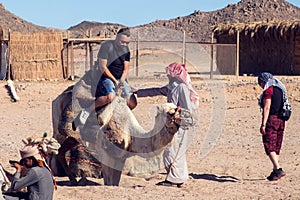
[176,183,187,188]
[156,180,177,187]
[156,181,187,188]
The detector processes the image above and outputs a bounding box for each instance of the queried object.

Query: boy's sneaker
[267,170,277,181]
[275,168,286,179]
[267,168,286,181]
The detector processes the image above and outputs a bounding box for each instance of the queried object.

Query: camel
[21,133,61,156]
[50,70,194,186]
[51,85,103,186]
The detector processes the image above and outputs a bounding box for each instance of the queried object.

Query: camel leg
[94,132,130,186]
[77,175,88,186]
[101,164,123,186]
[57,137,79,186]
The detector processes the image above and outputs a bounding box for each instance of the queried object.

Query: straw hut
[8,31,64,80]
[213,20,300,75]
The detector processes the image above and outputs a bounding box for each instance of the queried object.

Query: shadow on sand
[56,179,101,187]
[189,173,239,183]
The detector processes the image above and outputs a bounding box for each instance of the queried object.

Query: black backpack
[278,97,292,121]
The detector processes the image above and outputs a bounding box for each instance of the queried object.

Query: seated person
[73,27,137,127]
[3,145,55,200]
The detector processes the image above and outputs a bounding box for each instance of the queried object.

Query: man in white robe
[134,62,199,188]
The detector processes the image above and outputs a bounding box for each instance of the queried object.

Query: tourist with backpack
[258,72,291,181]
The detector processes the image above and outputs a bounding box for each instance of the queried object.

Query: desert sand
[0,75,300,200]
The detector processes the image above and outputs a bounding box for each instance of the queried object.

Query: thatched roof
[212,20,300,39]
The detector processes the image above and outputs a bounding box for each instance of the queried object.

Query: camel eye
[168,109,176,115]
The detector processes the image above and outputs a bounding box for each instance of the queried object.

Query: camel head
[156,103,194,135]
[22,133,61,156]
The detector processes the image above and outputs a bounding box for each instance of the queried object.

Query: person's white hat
[19,145,43,164]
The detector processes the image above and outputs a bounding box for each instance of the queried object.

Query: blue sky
[0,0,299,30]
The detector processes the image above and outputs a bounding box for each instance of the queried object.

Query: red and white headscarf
[166,62,199,109]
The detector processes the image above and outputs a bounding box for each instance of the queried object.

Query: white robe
[137,81,194,183]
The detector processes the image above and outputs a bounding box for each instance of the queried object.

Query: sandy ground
[0,75,300,200]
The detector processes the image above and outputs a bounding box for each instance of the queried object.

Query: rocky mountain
[138,0,300,42]
[0,0,299,42]
[67,21,124,38]
[67,0,300,42]
[0,4,59,37]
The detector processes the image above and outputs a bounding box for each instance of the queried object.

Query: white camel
[50,70,194,186]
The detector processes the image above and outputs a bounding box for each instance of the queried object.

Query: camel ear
[162,103,177,114]
[164,103,177,109]
[22,138,30,145]
[155,105,162,114]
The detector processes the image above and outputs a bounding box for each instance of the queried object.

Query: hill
[0,0,299,42]
[67,0,300,42]
[144,0,300,42]
[0,4,60,37]
[67,21,125,38]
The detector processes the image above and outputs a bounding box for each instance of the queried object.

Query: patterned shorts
[262,115,285,155]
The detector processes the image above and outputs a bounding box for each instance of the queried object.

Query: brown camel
[50,70,194,186]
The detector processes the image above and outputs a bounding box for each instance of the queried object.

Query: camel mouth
[174,107,194,130]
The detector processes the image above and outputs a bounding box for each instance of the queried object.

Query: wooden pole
[7,29,11,80]
[85,42,89,72]
[88,29,94,70]
[135,30,139,77]
[210,32,214,79]
[89,43,93,70]
[70,41,74,80]
[236,30,240,80]
[85,30,90,72]
[66,31,70,79]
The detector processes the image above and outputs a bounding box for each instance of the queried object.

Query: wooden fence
[1,29,238,80]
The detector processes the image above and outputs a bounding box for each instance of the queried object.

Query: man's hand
[260,124,266,135]
[118,80,124,87]
[130,87,137,94]
[9,160,22,172]
[113,79,119,87]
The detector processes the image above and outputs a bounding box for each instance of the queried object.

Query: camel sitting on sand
[50,70,194,186]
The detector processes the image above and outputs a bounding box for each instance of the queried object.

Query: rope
[165,130,185,178]
[165,108,190,177]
